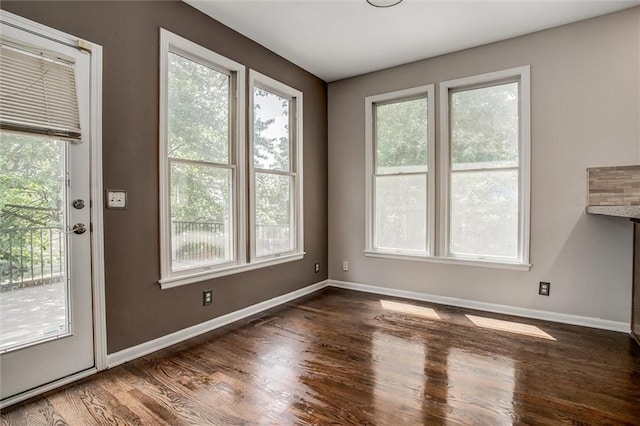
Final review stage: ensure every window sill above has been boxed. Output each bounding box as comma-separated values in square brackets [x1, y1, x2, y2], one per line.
[159, 252, 306, 289]
[363, 250, 531, 271]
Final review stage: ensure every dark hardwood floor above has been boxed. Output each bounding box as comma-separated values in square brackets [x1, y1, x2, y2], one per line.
[2, 287, 640, 425]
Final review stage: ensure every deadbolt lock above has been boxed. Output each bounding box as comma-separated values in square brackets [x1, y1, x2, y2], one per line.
[72, 199, 85, 209]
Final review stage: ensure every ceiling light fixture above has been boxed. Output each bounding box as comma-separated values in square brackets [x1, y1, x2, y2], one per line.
[367, 0, 403, 8]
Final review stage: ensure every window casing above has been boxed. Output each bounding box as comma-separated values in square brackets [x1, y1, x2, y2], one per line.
[159, 29, 246, 287]
[365, 85, 436, 256]
[440, 67, 530, 268]
[249, 70, 304, 262]
[365, 66, 530, 270]
[159, 31, 305, 289]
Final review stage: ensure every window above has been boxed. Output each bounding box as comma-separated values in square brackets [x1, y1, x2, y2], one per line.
[440, 67, 530, 267]
[159, 30, 246, 286]
[365, 85, 435, 256]
[159, 31, 305, 288]
[365, 66, 530, 270]
[249, 70, 304, 260]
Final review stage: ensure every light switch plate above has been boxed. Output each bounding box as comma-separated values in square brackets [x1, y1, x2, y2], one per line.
[106, 190, 127, 209]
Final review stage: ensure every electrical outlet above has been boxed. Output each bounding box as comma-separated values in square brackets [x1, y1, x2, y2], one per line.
[539, 282, 550, 296]
[106, 190, 127, 209]
[314, 262, 320, 273]
[203, 290, 213, 306]
[343, 261, 349, 271]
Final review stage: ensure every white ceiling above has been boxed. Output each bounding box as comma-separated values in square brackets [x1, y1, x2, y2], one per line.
[185, 0, 639, 82]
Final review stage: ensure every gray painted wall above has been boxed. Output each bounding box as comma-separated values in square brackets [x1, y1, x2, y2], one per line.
[1, 1, 637, 356]
[1, 1, 328, 353]
[328, 8, 640, 323]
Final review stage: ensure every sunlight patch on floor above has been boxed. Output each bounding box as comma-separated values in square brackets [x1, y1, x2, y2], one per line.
[465, 314, 556, 340]
[380, 300, 441, 320]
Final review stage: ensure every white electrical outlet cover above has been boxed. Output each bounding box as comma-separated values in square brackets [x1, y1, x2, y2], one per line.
[106, 190, 127, 209]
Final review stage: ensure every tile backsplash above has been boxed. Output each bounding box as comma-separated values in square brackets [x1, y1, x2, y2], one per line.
[587, 165, 640, 206]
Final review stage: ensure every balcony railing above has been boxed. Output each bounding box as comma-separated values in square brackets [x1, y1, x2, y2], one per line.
[1, 222, 291, 287]
[255, 224, 291, 255]
[172, 221, 290, 264]
[0, 227, 64, 288]
[172, 221, 227, 263]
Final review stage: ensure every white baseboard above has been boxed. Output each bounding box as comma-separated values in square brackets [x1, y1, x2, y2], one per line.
[107, 280, 330, 368]
[328, 279, 629, 333]
[107, 277, 628, 370]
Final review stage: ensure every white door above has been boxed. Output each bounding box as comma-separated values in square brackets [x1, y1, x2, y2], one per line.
[0, 21, 94, 401]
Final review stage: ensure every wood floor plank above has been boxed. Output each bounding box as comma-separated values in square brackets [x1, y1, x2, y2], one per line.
[0, 397, 66, 426]
[97, 372, 171, 426]
[43, 384, 99, 426]
[2, 288, 639, 425]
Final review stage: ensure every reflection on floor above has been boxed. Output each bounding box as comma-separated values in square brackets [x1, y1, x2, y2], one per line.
[2, 287, 639, 424]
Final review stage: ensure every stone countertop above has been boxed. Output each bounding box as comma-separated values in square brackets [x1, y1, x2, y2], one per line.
[586, 205, 640, 220]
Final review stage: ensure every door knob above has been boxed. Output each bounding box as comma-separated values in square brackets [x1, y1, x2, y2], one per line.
[71, 223, 86, 235]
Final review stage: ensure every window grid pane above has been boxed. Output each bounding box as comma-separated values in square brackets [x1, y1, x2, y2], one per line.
[375, 97, 428, 175]
[449, 170, 518, 259]
[168, 51, 230, 165]
[255, 171, 294, 257]
[253, 87, 291, 172]
[450, 82, 519, 171]
[375, 173, 427, 253]
[170, 161, 234, 271]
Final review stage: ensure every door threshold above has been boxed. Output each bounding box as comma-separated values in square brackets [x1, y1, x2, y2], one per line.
[0, 367, 97, 409]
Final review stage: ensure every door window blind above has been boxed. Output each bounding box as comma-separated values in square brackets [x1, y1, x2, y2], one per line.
[0, 43, 81, 141]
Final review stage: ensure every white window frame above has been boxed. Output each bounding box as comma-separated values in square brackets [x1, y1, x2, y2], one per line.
[439, 66, 531, 270]
[249, 70, 304, 263]
[364, 66, 530, 271]
[364, 85, 436, 257]
[159, 29, 247, 288]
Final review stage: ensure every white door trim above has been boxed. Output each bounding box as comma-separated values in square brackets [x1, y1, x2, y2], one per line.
[89, 43, 107, 372]
[0, 10, 106, 408]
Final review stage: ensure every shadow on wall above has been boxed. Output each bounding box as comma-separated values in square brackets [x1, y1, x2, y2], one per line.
[545, 212, 632, 321]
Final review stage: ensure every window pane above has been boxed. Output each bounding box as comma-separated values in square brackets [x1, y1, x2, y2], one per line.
[376, 97, 428, 174]
[450, 170, 518, 258]
[375, 174, 427, 252]
[0, 132, 69, 351]
[254, 88, 290, 171]
[168, 52, 230, 164]
[451, 82, 518, 170]
[255, 172, 293, 257]
[170, 162, 233, 270]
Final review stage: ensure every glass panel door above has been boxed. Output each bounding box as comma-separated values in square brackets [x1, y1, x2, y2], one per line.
[0, 133, 69, 352]
[0, 18, 95, 403]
